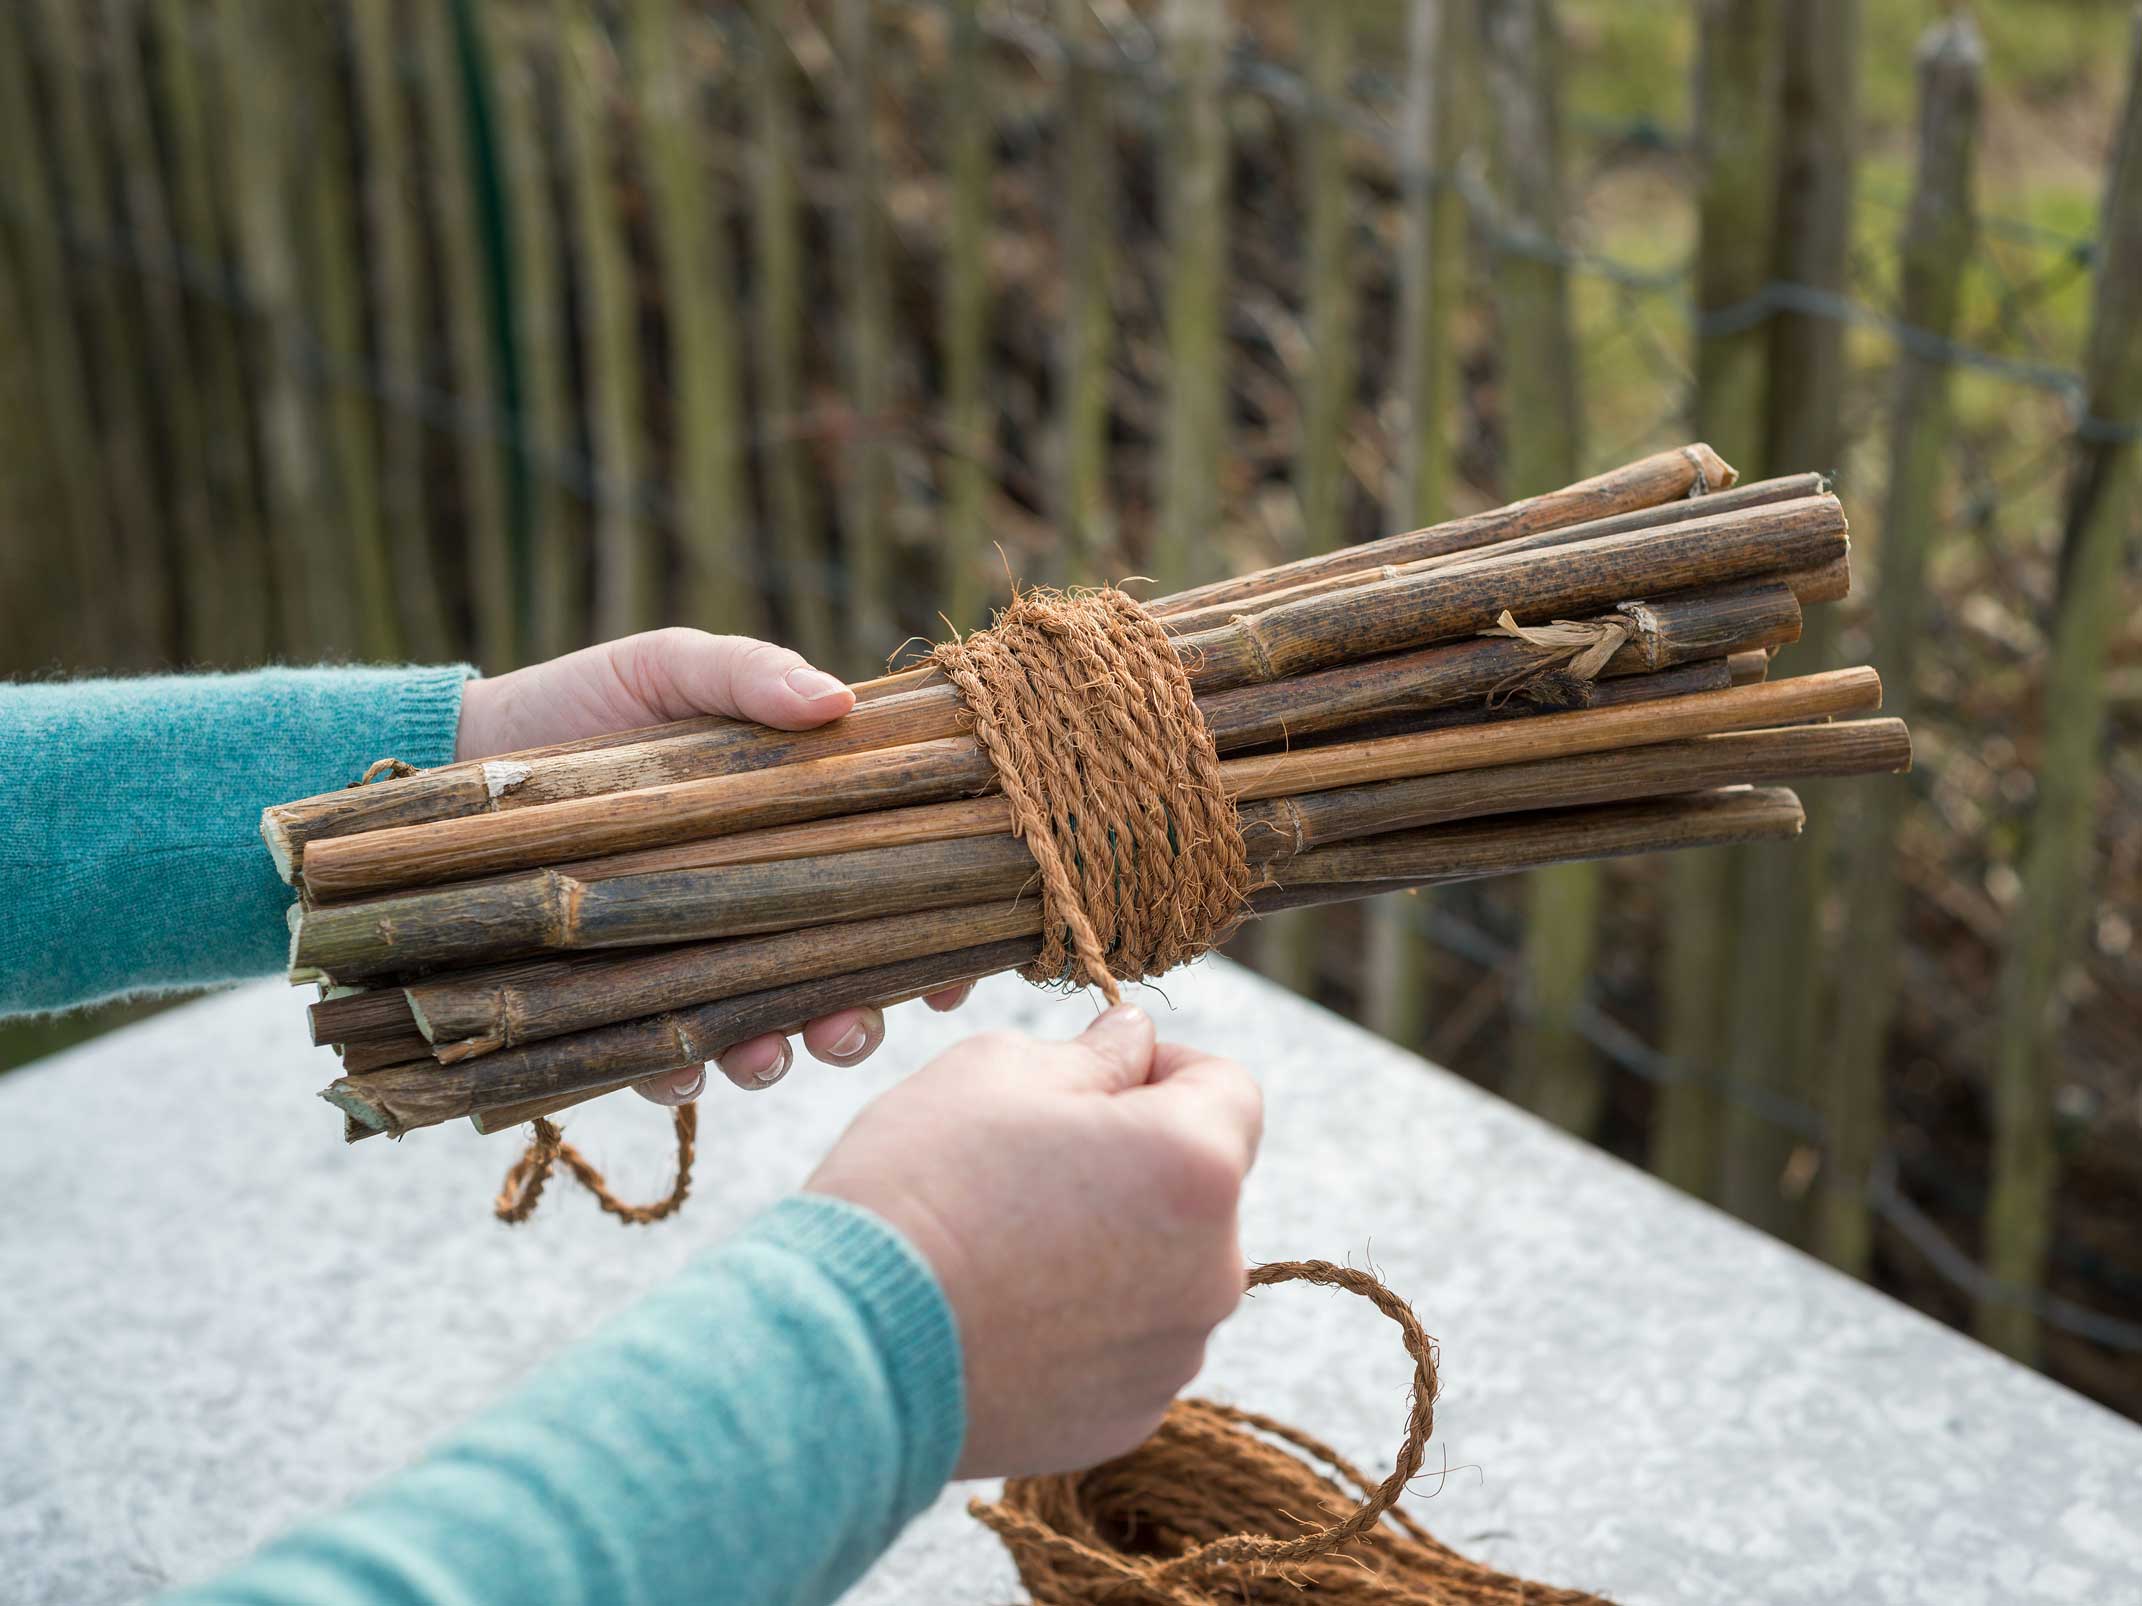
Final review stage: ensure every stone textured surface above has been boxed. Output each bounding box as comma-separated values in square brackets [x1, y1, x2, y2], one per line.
[3, 963, 2138, 1604]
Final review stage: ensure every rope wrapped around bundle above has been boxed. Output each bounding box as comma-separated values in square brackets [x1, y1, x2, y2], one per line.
[928, 586, 1256, 1002]
[971, 1260, 1615, 1605]
[497, 586, 1255, 1217]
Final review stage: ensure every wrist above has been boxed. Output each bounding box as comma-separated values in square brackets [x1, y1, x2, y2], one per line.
[452, 674, 506, 761]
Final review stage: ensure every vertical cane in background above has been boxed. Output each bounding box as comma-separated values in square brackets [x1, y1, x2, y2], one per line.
[1984, 10, 2142, 1366]
[1660, 0, 1782, 1202]
[833, 0, 896, 668]
[1364, 0, 1470, 1049]
[634, 0, 760, 643]
[1479, 0, 1600, 1137]
[1155, 0, 1231, 597]
[1052, 0, 1116, 583]
[1261, 0, 1360, 1000]
[1823, 16, 1978, 1279]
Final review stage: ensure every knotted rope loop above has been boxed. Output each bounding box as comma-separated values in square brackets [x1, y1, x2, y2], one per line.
[929, 588, 1253, 1002]
[496, 1102, 697, 1226]
[969, 1261, 1613, 1604]
[1478, 608, 1634, 707]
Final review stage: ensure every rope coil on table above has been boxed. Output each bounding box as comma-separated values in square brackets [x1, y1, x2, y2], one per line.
[971, 1260, 1615, 1605]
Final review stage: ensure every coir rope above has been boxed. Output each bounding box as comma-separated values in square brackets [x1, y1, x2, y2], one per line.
[494, 1102, 696, 1225]
[971, 1260, 1615, 1605]
[928, 586, 1254, 1003]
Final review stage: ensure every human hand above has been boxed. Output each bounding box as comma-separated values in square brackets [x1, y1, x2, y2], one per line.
[453, 629, 973, 1104]
[804, 1005, 1262, 1478]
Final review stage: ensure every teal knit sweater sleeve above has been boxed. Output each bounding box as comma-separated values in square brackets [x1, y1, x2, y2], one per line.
[163, 1195, 966, 1606]
[0, 667, 473, 1012]
[4, 670, 968, 1604]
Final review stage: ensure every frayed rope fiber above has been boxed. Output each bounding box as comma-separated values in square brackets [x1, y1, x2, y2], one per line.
[497, 585, 1252, 1220]
[928, 586, 1255, 1004]
[971, 1260, 1616, 1605]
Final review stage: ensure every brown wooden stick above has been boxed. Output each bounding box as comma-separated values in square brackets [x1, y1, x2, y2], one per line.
[289, 670, 1880, 979]
[1146, 442, 1736, 617]
[261, 684, 966, 882]
[1169, 494, 1845, 691]
[1788, 553, 1851, 605]
[412, 901, 1047, 1058]
[336, 1031, 436, 1074]
[1728, 649, 1772, 685]
[310, 985, 421, 1046]
[294, 503, 1849, 904]
[1194, 577, 1799, 749]
[1290, 656, 1737, 748]
[400, 720, 1908, 1055]
[1157, 471, 1823, 634]
[330, 783, 1805, 1138]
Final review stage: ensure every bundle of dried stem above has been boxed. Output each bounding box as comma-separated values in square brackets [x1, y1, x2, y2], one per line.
[262, 449, 1907, 1162]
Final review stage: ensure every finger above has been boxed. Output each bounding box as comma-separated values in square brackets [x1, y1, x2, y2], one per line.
[804, 1007, 884, 1066]
[634, 1064, 707, 1106]
[1067, 1003, 1158, 1093]
[923, 981, 975, 1013]
[1136, 1044, 1264, 1167]
[716, 1033, 793, 1092]
[625, 629, 854, 730]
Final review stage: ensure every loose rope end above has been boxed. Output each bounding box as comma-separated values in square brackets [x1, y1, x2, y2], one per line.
[495, 1103, 698, 1226]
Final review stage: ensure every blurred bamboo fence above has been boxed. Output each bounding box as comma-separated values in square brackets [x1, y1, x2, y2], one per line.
[1, 0, 2139, 1410]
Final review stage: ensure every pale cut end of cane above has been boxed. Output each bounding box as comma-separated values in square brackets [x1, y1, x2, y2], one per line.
[322, 1081, 391, 1134]
[404, 989, 437, 1044]
[1686, 442, 1738, 494]
[286, 906, 317, 985]
[262, 809, 297, 883]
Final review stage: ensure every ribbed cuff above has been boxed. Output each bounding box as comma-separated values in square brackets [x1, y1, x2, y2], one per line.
[752, 1195, 967, 1513]
[383, 664, 479, 771]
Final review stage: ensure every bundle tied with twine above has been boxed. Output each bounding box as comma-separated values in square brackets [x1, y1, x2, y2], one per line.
[291, 449, 1898, 1219]
[493, 585, 1256, 1218]
[972, 1259, 1615, 1605]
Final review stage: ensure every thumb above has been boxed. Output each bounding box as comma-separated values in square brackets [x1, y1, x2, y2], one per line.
[1067, 1004, 1157, 1093]
[638, 631, 856, 730]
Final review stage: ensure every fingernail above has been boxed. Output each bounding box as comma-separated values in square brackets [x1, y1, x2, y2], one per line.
[754, 1041, 793, 1087]
[785, 666, 847, 700]
[1099, 1004, 1147, 1027]
[672, 1067, 706, 1101]
[829, 1024, 869, 1059]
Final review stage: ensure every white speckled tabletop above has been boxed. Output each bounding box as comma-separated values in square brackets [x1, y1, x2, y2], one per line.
[3, 963, 2138, 1604]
